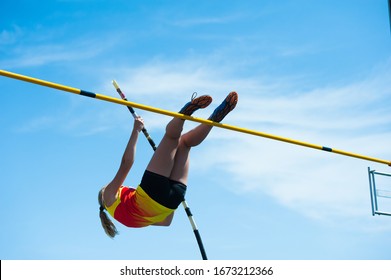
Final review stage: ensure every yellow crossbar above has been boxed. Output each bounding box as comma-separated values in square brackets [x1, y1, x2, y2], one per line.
[1, 69, 390, 167]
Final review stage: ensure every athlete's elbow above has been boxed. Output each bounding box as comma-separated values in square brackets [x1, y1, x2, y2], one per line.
[121, 157, 134, 168]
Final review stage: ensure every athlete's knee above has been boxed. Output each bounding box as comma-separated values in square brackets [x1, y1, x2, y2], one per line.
[165, 121, 183, 139]
[178, 135, 193, 148]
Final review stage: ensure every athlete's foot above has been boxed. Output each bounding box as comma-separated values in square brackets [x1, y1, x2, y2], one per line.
[208, 91, 238, 122]
[179, 92, 212, 116]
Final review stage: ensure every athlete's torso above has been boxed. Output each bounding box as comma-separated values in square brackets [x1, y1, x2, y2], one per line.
[105, 186, 174, 227]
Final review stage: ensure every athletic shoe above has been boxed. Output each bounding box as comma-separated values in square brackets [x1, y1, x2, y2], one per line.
[208, 91, 238, 122]
[179, 92, 212, 116]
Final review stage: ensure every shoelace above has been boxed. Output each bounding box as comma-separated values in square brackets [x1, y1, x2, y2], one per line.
[191, 92, 197, 101]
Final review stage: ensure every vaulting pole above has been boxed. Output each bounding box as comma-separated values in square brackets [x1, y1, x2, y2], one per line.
[1, 69, 390, 167]
[112, 80, 157, 150]
[388, 0, 391, 34]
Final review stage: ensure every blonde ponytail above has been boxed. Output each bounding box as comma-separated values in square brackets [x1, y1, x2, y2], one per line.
[98, 188, 118, 238]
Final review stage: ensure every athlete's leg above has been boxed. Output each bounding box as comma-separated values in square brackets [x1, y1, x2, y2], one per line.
[146, 95, 212, 177]
[146, 117, 185, 177]
[169, 123, 213, 184]
[169, 91, 239, 183]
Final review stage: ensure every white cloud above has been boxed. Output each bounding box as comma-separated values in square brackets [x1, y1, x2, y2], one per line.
[0, 25, 23, 45]
[2, 42, 111, 68]
[15, 115, 57, 133]
[0, 25, 119, 68]
[170, 15, 240, 28]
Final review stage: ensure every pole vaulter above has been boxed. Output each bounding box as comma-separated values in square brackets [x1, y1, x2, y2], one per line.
[1, 69, 390, 167]
[112, 80, 208, 260]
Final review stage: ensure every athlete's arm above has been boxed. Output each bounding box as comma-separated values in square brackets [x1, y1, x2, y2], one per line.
[103, 117, 144, 207]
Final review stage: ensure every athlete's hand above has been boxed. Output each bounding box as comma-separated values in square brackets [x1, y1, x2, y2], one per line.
[134, 116, 144, 132]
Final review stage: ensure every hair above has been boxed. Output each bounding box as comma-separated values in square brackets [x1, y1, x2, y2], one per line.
[98, 188, 118, 238]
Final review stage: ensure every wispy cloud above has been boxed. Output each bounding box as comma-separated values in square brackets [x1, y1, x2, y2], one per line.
[102, 58, 245, 109]
[0, 25, 23, 45]
[0, 25, 119, 68]
[2, 41, 113, 68]
[14, 100, 126, 137]
[15, 115, 57, 133]
[170, 15, 240, 28]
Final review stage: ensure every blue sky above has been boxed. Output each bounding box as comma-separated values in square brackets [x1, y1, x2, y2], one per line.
[1, 0, 391, 260]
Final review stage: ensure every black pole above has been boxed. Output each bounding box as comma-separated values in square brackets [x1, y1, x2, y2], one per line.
[388, 0, 391, 34]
